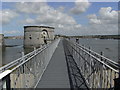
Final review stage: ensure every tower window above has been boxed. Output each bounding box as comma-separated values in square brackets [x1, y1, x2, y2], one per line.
[29, 35, 32, 39]
[29, 37, 32, 39]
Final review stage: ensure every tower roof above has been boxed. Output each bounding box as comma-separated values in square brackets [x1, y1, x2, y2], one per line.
[24, 26, 55, 29]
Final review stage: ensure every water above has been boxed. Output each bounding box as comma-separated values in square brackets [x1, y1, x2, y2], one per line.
[1, 38, 119, 66]
[2, 39, 24, 65]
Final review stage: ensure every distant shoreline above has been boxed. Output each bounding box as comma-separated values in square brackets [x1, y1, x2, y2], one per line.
[60, 35, 120, 40]
[4, 36, 24, 39]
[4, 35, 120, 40]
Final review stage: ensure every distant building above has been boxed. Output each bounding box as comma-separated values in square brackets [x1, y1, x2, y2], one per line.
[0, 34, 4, 46]
[24, 26, 55, 48]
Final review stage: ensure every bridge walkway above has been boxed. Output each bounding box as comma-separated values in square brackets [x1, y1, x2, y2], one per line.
[36, 39, 70, 88]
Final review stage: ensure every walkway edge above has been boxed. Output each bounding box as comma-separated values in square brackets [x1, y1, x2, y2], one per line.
[34, 38, 61, 88]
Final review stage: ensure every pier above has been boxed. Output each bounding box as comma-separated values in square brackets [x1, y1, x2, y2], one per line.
[0, 38, 119, 89]
[36, 40, 70, 88]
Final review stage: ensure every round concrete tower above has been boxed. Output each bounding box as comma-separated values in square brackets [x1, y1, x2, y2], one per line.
[24, 26, 54, 48]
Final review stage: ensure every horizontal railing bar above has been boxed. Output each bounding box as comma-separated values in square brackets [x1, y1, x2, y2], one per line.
[64, 39, 119, 88]
[67, 40, 119, 73]
[0, 38, 60, 89]
[0, 39, 58, 73]
[76, 44, 118, 72]
[11, 53, 38, 73]
[69, 45, 94, 69]
[75, 42, 118, 65]
[70, 40, 119, 67]
[71, 44, 118, 73]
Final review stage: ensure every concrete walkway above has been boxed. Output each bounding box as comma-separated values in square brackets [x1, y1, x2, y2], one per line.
[36, 40, 70, 88]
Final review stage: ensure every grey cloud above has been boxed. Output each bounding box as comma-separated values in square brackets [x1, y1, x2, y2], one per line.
[70, 0, 90, 15]
[2, 2, 118, 36]
[87, 7, 118, 25]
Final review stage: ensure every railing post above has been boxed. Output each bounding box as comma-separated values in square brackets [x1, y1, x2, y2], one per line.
[21, 51, 25, 88]
[22, 52, 25, 61]
[83, 45, 85, 76]
[78, 47, 81, 68]
[34, 47, 37, 80]
[22, 50, 25, 88]
[114, 77, 120, 89]
[100, 52, 103, 88]
[114, 42, 120, 89]
[114, 59, 120, 89]
[89, 47, 92, 88]
[22, 52, 28, 88]
[100, 52, 103, 61]
[5, 74, 11, 90]
[34, 47, 37, 55]
[1, 73, 11, 89]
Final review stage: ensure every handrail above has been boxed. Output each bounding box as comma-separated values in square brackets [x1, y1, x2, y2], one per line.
[0, 45, 43, 72]
[78, 44, 118, 65]
[71, 42, 119, 73]
[64, 39, 119, 88]
[69, 40, 119, 69]
[0, 38, 60, 89]
[0, 38, 60, 75]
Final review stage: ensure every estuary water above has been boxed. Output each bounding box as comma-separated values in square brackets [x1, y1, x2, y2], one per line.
[2, 39, 24, 65]
[1, 38, 119, 66]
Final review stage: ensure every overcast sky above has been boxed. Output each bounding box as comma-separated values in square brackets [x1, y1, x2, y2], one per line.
[0, 0, 119, 36]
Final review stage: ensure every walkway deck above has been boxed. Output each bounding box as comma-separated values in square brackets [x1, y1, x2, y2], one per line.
[36, 39, 70, 88]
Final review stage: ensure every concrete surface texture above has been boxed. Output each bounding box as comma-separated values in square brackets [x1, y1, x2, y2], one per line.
[36, 40, 70, 88]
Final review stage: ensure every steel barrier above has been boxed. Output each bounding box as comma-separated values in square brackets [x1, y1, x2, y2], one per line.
[0, 38, 60, 89]
[64, 39, 119, 88]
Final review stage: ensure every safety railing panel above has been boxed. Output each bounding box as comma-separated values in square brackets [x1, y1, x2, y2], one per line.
[0, 38, 60, 89]
[64, 39, 119, 88]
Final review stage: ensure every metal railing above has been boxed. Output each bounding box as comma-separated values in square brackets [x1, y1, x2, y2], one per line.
[64, 39, 119, 88]
[0, 38, 60, 89]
